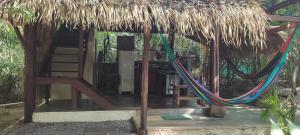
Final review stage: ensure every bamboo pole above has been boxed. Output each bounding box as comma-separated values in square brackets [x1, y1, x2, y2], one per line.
[140, 25, 151, 135]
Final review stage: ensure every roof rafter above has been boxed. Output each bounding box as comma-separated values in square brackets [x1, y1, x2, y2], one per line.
[268, 23, 297, 33]
[269, 15, 300, 23]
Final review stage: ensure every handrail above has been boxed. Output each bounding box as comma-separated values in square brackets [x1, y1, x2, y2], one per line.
[35, 77, 114, 109]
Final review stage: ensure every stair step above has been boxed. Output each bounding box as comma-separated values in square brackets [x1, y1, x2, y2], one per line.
[54, 53, 79, 56]
[52, 55, 79, 63]
[51, 63, 79, 71]
[51, 70, 79, 73]
[55, 43, 79, 48]
[55, 47, 80, 55]
[54, 38, 79, 42]
[51, 72, 78, 77]
[51, 61, 79, 64]
[54, 42, 79, 46]
[55, 33, 79, 38]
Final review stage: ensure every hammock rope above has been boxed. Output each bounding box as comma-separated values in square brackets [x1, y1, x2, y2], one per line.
[225, 31, 293, 79]
[160, 26, 300, 106]
[225, 53, 280, 79]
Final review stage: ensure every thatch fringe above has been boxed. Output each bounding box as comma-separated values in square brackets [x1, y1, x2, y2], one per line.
[1, 0, 268, 48]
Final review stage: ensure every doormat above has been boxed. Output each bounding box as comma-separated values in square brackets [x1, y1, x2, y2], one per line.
[161, 115, 192, 120]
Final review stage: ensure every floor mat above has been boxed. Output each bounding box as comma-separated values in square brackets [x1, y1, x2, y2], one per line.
[161, 115, 192, 120]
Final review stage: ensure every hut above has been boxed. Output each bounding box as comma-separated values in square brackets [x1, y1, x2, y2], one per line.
[0, 0, 297, 134]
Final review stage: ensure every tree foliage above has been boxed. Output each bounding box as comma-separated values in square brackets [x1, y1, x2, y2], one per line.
[0, 17, 24, 104]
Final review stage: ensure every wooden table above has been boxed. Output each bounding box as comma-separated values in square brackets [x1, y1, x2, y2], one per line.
[174, 83, 199, 107]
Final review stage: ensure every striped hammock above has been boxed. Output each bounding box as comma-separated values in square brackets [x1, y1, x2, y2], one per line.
[160, 26, 300, 106]
[225, 35, 291, 79]
[225, 52, 281, 79]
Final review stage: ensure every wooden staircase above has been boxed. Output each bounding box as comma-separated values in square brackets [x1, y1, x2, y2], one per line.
[40, 29, 114, 110]
[51, 31, 80, 77]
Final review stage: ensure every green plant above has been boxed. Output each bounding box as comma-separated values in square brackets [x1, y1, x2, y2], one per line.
[0, 3, 35, 23]
[258, 89, 297, 134]
[0, 22, 24, 104]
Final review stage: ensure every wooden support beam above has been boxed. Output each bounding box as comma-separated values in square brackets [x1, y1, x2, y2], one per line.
[35, 77, 77, 84]
[78, 27, 84, 79]
[168, 23, 176, 50]
[23, 24, 36, 123]
[77, 27, 84, 107]
[269, 23, 298, 33]
[209, 24, 226, 117]
[35, 77, 114, 109]
[267, 0, 300, 13]
[140, 25, 151, 135]
[44, 85, 50, 105]
[71, 86, 80, 110]
[269, 15, 300, 23]
[168, 32, 175, 51]
[72, 80, 114, 109]
[210, 29, 220, 96]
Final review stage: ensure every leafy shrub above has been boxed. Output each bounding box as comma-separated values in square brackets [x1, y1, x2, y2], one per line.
[0, 23, 24, 104]
[258, 89, 297, 134]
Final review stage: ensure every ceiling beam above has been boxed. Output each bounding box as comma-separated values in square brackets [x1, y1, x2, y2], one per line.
[268, 15, 300, 23]
[267, 0, 300, 13]
[268, 23, 297, 33]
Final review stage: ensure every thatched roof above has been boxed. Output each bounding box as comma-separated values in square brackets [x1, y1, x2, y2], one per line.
[1, 0, 268, 48]
[220, 31, 284, 58]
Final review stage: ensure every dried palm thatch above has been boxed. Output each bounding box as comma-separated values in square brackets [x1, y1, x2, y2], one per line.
[1, 0, 268, 49]
[220, 31, 284, 58]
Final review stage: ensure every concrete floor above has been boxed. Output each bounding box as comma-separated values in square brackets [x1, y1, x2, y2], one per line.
[2, 106, 274, 135]
[134, 106, 270, 135]
[5, 88, 300, 135]
[36, 94, 201, 112]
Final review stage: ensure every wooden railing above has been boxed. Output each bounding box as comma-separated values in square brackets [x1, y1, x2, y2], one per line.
[35, 77, 115, 110]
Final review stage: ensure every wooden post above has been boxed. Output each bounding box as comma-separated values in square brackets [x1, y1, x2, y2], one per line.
[75, 26, 84, 106]
[140, 26, 151, 135]
[23, 24, 36, 123]
[71, 86, 80, 110]
[209, 24, 226, 117]
[45, 85, 50, 105]
[168, 31, 175, 51]
[78, 27, 84, 79]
